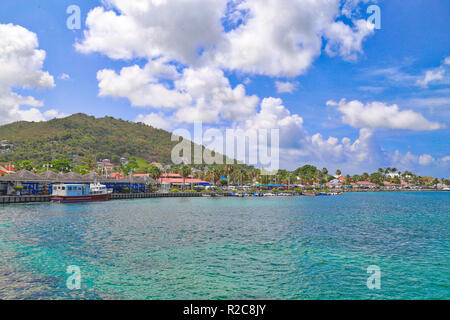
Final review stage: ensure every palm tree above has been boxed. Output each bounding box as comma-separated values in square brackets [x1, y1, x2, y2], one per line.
[336, 169, 342, 176]
[180, 165, 191, 190]
[147, 165, 162, 181]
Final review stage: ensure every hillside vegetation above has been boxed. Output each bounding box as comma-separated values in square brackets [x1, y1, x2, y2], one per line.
[0, 113, 219, 165]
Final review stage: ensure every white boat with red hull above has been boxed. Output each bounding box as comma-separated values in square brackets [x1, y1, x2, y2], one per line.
[51, 183, 111, 203]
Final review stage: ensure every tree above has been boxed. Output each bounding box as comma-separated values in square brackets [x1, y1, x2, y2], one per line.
[52, 158, 72, 173]
[147, 165, 162, 180]
[344, 174, 351, 185]
[369, 172, 383, 185]
[295, 165, 319, 185]
[15, 160, 33, 171]
[393, 176, 401, 185]
[336, 169, 342, 176]
[181, 165, 192, 190]
[122, 162, 137, 176]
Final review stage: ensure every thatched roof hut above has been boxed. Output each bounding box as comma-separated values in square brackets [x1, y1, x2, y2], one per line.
[38, 170, 61, 181]
[60, 172, 84, 182]
[0, 170, 40, 182]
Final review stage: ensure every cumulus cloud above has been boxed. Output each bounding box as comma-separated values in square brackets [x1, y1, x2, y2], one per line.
[75, 1, 226, 64]
[98, 63, 259, 124]
[244, 97, 306, 148]
[136, 112, 174, 131]
[77, 0, 375, 79]
[275, 81, 298, 94]
[97, 61, 191, 109]
[390, 151, 450, 170]
[328, 99, 443, 130]
[43, 109, 66, 119]
[324, 19, 374, 61]
[215, 0, 374, 76]
[0, 23, 58, 125]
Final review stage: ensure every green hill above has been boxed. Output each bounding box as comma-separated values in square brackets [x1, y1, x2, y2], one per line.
[0, 113, 224, 166]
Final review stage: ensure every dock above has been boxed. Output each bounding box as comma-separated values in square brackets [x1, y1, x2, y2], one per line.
[0, 192, 205, 204]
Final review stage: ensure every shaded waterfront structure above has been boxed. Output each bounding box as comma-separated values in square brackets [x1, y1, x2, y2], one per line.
[0, 170, 157, 195]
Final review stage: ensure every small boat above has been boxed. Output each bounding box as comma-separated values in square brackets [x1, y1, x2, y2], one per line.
[302, 192, 317, 196]
[51, 183, 111, 203]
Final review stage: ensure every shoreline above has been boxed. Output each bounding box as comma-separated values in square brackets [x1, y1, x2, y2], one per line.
[0, 189, 447, 205]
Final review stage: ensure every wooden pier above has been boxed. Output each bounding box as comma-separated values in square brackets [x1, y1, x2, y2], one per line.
[110, 192, 203, 200]
[0, 195, 50, 204]
[0, 192, 205, 204]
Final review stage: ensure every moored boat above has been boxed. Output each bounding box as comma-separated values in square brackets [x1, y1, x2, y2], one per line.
[51, 183, 111, 203]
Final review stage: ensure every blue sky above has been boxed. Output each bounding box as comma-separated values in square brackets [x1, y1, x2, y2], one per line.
[0, 0, 449, 176]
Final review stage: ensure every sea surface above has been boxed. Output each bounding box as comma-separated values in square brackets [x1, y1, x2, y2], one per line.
[0, 192, 448, 300]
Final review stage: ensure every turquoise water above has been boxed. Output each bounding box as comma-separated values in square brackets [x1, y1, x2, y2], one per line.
[0, 192, 448, 300]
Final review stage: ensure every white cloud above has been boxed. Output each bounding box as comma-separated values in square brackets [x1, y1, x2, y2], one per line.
[98, 62, 259, 124]
[244, 97, 306, 148]
[444, 57, 450, 66]
[216, 0, 374, 76]
[58, 73, 71, 80]
[44, 109, 66, 119]
[416, 57, 450, 88]
[324, 19, 374, 61]
[275, 81, 298, 94]
[416, 68, 445, 88]
[174, 67, 259, 123]
[390, 151, 449, 170]
[328, 99, 444, 130]
[418, 154, 435, 166]
[77, 0, 375, 78]
[97, 62, 191, 109]
[136, 112, 174, 131]
[75, 2, 226, 64]
[0, 23, 57, 125]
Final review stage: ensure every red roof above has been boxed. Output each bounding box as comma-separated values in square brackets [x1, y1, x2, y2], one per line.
[383, 181, 400, 186]
[357, 181, 376, 185]
[158, 177, 208, 185]
[160, 173, 182, 178]
[3, 165, 15, 171]
[0, 169, 8, 174]
[338, 177, 347, 181]
[133, 174, 149, 177]
[110, 172, 124, 178]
